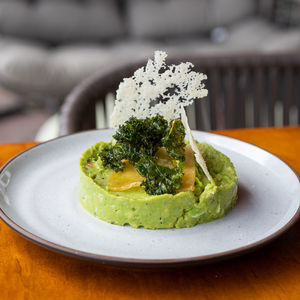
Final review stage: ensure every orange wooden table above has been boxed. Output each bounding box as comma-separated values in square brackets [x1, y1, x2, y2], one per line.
[0, 127, 299, 300]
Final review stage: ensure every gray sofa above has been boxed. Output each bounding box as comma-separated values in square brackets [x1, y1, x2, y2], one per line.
[0, 0, 300, 104]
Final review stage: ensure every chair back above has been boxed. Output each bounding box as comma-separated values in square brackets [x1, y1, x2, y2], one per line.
[60, 53, 300, 135]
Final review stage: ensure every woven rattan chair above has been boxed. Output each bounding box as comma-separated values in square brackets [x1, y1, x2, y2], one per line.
[59, 53, 300, 135]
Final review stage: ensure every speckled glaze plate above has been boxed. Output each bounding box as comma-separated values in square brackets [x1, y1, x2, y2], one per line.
[0, 130, 299, 268]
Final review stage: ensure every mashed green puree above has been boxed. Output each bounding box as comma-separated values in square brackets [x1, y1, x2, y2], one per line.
[79, 142, 238, 229]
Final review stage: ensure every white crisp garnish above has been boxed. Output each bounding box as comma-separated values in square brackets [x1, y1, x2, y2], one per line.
[111, 51, 208, 127]
[180, 106, 214, 184]
[110, 50, 214, 184]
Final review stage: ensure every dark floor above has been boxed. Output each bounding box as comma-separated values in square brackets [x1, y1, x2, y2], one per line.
[0, 87, 51, 143]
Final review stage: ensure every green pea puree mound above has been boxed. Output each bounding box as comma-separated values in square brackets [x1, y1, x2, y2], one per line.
[79, 142, 238, 229]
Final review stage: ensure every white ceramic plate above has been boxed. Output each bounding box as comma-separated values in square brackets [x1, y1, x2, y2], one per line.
[0, 130, 299, 268]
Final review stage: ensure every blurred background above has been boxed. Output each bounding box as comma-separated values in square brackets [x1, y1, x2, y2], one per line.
[0, 0, 299, 143]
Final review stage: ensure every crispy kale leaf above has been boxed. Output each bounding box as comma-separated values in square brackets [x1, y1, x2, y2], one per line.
[100, 142, 140, 172]
[135, 154, 184, 195]
[100, 115, 186, 195]
[162, 119, 185, 161]
[113, 115, 169, 156]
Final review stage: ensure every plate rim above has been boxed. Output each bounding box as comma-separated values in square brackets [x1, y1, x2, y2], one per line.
[0, 129, 299, 268]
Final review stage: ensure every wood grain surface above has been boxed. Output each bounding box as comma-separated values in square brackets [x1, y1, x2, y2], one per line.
[0, 127, 299, 300]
